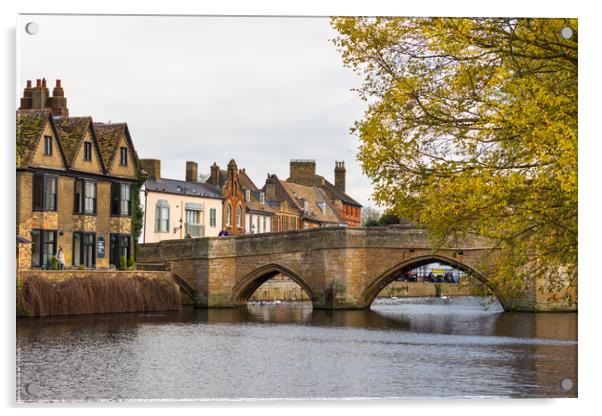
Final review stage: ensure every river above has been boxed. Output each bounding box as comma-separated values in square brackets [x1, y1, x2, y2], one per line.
[16, 296, 577, 402]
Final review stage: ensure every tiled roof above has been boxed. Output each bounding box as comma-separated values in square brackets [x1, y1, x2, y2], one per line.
[238, 170, 259, 192]
[93, 122, 127, 168]
[16, 110, 51, 168]
[53, 117, 96, 168]
[315, 175, 362, 207]
[246, 190, 276, 214]
[280, 181, 343, 224]
[146, 177, 223, 199]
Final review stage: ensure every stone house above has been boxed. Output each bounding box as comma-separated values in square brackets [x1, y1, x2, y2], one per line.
[16, 79, 141, 270]
[287, 159, 362, 227]
[138, 160, 224, 242]
[205, 159, 247, 235]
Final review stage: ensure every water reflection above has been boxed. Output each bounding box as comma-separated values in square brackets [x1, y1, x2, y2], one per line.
[17, 297, 577, 402]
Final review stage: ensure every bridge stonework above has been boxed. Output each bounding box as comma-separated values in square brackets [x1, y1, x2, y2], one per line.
[137, 226, 576, 312]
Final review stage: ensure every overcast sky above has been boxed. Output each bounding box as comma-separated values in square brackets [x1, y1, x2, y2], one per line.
[18, 14, 376, 207]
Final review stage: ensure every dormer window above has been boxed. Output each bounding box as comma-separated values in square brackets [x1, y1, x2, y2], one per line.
[303, 199, 309, 211]
[83, 142, 92, 161]
[43, 136, 52, 156]
[259, 192, 265, 204]
[317, 201, 327, 214]
[119, 147, 128, 166]
[245, 189, 251, 202]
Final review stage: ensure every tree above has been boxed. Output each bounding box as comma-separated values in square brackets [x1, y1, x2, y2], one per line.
[331, 17, 577, 297]
[361, 205, 381, 226]
[131, 170, 147, 257]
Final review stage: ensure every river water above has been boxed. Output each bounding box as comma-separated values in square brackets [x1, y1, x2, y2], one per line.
[16, 297, 577, 402]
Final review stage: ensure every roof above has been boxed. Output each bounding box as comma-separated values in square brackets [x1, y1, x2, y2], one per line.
[146, 177, 223, 199]
[280, 182, 343, 224]
[238, 170, 259, 192]
[93, 122, 141, 172]
[315, 175, 363, 207]
[16, 110, 56, 168]
[245, 190, 276, 214]
[54, 117, 106, 171]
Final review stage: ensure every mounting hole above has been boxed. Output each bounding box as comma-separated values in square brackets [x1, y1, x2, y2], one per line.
[25, 22, 39, 35]
[25, 381, 40, 395]
[560, 27, 573, 40]
[560, 378, 574, 391]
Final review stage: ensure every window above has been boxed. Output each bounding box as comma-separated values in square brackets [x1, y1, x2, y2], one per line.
[226, 203, 232, 226]
[263, 216, 267, 233]
[83, 142, 92, 161]
[109, 234, 131, 269]
[74, 179, 96, 214]
[43, 136, 52, 155]
[31, 229, 56, 269]
[236, 205, 242, 227]
[119, 147, 128, 166]
[209, 208, 217, 227]
[73, 232, 96, 268]
[111, 183, 131, 216]
[32, 174, 57, 211]
[185, 209, 204, 237]
[155, 200, 170, 233]
[317, 202, 327, 214]
[244, 189, 251, 202]
[259, 192, 265, 204]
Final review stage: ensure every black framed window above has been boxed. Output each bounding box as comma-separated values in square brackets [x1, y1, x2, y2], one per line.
[109, 233, 131, 269]
[119, 147, 128, 166]
[43, 136, 52, 155]
[73, 232, 96, 268]
[33, 174, 57, 211]
[83, 142, 92, 161]
[111, 183, 131, 216]
[31, 229, 57, 269]
[74, 179, 96, 214]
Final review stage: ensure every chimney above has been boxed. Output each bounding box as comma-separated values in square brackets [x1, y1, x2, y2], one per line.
[186, 161, 198, 182]
[140, 159, 161, 180]
[49, 79, 68, 117]
[19, 80, 33, 110]
[31, 78, 49, 109]
[289, 159, 316, 187]
[210, 162, 220, 185]
[265, 174, 277, 200]
[334, 161, 346, 192]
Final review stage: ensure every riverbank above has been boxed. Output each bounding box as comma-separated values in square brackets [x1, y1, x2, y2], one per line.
[17, 270, 181, 317]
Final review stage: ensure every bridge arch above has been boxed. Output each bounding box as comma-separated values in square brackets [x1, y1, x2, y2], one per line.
[171, 273, 195, 299]
[360, 254, 508, 309]
[231, 263, 314, 306]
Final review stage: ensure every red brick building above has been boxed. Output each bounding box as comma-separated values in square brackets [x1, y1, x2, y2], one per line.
[206, 159, 246, 235]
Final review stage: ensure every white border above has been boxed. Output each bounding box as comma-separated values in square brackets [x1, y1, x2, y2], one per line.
[2, 1, 599, 415]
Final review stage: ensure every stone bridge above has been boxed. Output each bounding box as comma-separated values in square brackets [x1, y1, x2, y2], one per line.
[137, 226, 575, 312]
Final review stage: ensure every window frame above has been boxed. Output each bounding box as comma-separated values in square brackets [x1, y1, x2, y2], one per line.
[74, 178, 97, 215]
[209, 208, 217, 227]
[236, 205, 242, 228]
[43, 135, 52, 156]
[119, 147, 128, 166]
[226, 203, 232, 226]
[111, 182, 132, 217]
[32, 173, 58, 212]
[155, 201, 170, 233]
[83, 142, 92, 161]
[31, 229, 57, 269]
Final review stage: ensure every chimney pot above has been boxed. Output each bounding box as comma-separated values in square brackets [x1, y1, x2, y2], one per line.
[56, 79, 61, 88]
[42, 78, 47, 88]
[186, 161, 198, 183]
[36, 79, 41, 87]
[26, 80, 32, 88]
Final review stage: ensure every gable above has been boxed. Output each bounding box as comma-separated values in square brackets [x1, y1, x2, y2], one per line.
[109, 135, 137, 178]
[70, 128, 104, 174]
[28, 120, 66, 170]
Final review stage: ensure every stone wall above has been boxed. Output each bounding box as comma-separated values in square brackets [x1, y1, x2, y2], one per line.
[17, 270, 180, 317]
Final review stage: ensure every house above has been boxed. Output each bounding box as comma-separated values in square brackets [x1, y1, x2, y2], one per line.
[237, 169, 275, 234]
[205, 159, 247, 235]
[263, 173, 345, 230]
[139, 160, 224, 242]
[16, 79, 141, 270]
[287, 159, 362, 227]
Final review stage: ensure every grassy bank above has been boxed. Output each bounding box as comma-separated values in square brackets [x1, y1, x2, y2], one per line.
[17, 271, 181, 317]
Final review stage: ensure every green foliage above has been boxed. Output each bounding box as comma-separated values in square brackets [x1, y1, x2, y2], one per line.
[51, 256, 59, 270]
[128, 255, 136, 269]
[77, 264, 86, 270]
[131, 170, 147, 256]
[332, 17, 577, 296]
[120, 255, 128, 271]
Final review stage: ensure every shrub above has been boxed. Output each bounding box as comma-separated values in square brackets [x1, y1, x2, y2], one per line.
[51, 256, 59, 270]
[128, 255, 135, 269]
[77, 264, 86, 270]
[120, 256, 127, 271]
